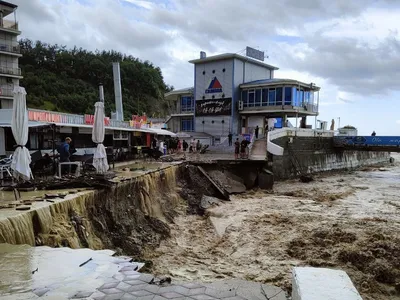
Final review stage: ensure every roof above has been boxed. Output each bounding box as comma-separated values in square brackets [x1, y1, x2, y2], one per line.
[0, 121, 50, 128]
[165, 87, 193, 97]
[148, 128, 176, 137]
[189, 53, 279, 70]
[0, 1, 17, 9]
[240, 78, 320, 90]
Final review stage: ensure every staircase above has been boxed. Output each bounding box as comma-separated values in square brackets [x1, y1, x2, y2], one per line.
[250, 138, 267, 160]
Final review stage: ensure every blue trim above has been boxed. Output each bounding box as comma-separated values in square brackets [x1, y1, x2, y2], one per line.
[231, 59, 235, 133]
[193, 64, 196, 132]
[334, 136, 400, 147]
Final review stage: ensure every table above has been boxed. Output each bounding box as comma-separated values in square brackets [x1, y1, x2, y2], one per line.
[58, 162, 81, 177]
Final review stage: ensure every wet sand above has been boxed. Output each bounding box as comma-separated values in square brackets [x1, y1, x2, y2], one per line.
[146, 154, 400, 300]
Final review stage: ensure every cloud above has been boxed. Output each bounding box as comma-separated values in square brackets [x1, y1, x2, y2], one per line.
[396, 120, 400, 125]
[7, 0, 400, 96]
[123, 0, 156, 10]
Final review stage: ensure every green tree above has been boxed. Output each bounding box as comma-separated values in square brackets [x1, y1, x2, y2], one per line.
[19, 39, 171, 119]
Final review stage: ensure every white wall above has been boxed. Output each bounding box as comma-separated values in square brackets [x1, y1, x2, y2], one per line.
[195, 116, 231, 137]
[244, 62, 272, 82]
[195, 59, 233, 100]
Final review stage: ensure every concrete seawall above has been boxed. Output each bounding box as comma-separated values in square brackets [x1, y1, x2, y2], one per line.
[0, 164, 185, 257]
[272, 136, 390, 179]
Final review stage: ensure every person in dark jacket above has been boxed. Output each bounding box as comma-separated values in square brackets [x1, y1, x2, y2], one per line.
[234, 138, 240, 159]
[60, 137, 72, 162]
[183, 140, 188, 152]
[228, 132, 233, 146]
[152, 137, 158, 149]
[255, 126, 259, 139]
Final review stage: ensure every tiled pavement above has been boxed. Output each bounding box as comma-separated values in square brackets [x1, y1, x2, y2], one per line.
[0, 245, 286, 300]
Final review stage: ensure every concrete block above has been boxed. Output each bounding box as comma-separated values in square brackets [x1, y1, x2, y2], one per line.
[258, 171, 274, 190]
[292, 267, 362, 300]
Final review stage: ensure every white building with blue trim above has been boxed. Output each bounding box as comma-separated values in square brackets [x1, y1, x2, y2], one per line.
[165, 52, 320, 137]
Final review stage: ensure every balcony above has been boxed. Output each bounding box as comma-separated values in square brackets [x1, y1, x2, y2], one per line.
[0, 20, 20, 34]
[0, 86, 13, 97]
[0, 43, 20, 55]
[0, 66, 21, 77]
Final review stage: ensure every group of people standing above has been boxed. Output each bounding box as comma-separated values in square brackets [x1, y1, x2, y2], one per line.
[234, 138, 250, 159]
[152, 137, 202, 154]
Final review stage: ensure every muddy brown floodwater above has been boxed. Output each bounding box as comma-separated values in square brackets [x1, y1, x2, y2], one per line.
[145, 153, 400, 300]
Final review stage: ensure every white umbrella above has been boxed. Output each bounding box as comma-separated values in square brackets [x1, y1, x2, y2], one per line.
[92, 102, 109, 173]
[11, 86, 32, 181]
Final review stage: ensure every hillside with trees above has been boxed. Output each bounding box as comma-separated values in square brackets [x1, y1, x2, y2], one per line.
[19, 39, 173, 118]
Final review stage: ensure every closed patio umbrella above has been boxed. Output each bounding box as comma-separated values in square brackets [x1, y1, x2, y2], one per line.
[11, 86, 32, 180]
[92, 101, 109, 173]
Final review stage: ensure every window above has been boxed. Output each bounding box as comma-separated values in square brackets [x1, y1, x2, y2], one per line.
[255, 89, 261, 106]
[310, 91, 314, 105]
[292, 87, 297, 106]
[241, 90, 248, 107]
[304, 91, 310, 104]
[181, 118, 194, 131]
[268, 88, 276, 105]
[299, 90, 304, 106]
[276, 87, 283, 105]
[284, 87, 292, 105]
[181, 96, 194, 113]
[248, 90, 255, 107]
[262, 88, 268, 106]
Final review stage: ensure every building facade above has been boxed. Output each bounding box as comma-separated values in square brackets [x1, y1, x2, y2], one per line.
[166, 52, 320, 137]
[165, 87, 194, 133]
[0, 0, 21, 109]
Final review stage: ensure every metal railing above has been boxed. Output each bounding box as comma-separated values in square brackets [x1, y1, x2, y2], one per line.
[0, 20, 19, 31]
[27, 108, 133, 129]
[0, 66, 21, 76]
[28, 108, 86, 124]
[0, 43, 20, 54]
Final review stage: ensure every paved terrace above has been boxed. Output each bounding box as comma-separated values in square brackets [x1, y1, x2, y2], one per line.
[0, 244, 286, 300]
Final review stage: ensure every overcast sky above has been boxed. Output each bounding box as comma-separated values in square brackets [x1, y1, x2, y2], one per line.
[9, 0, 400, 135]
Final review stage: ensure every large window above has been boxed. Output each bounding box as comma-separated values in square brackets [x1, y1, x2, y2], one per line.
[276, 87, 283, 105]
[248, 90, 255, 107]
[292, 87, 297, 106]
[304, 91, 310, 104]
[299, 90, 304, 106]
[262, 89, 268, 106]
[284, 87, 292, 105]
[181, 96, 194, 113]
[268, 88, 276, 105]
[255, 89, 261, 106]
[181, 118, 194, 131]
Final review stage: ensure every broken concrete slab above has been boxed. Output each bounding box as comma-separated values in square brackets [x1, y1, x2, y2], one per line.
[197, 166, 230, 200]
[208, 215, 234, 237]
[207, 170, 247, 194]
[200, 195, 222, 210]
[204, 279, 286, 300]
[292, 267, 362, 300]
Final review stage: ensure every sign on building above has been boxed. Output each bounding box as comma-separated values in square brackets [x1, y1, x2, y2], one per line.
[205, 77, 223, 94]
[246, 46, 264, 61]
[195, 98, 232, 116]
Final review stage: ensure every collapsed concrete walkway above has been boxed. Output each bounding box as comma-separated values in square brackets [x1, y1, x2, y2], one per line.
[0, 244, 286, 300]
